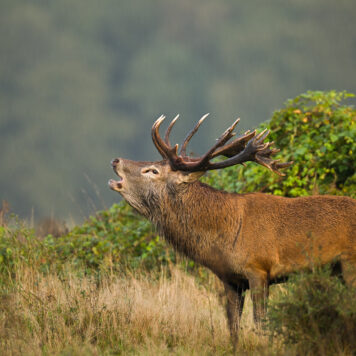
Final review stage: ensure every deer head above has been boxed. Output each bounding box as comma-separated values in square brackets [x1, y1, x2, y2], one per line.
[109, 115, 292, 216]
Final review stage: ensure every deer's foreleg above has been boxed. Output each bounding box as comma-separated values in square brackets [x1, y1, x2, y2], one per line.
[224, 281, 247, 350]
[247, 270, 269, 325]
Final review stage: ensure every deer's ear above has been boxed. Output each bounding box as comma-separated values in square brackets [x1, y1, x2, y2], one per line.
[176, 171, 205, 184]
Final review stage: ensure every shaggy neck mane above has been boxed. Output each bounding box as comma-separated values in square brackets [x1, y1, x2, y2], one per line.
[150, 181, 239, 262]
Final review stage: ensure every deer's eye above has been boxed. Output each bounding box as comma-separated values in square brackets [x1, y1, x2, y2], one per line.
[142, 167, 159, 175]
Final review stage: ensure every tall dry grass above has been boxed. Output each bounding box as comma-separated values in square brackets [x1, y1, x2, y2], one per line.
[0, 264, 268, 355]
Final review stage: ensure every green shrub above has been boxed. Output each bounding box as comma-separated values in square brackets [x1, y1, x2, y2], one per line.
[0, 221, 43, 274]
[52, 202, 206, 278]
[52, 202, 173, 271]
[204, 90, 356, 198]
[0, 204, 172, 277]
[268, 266, 356, 355]
[0, 203, 201, 277]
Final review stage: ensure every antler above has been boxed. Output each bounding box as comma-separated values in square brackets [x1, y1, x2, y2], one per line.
[151, 115, 293, 176]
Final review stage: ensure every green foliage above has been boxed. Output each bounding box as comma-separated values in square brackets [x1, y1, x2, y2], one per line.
[0, 221, 43, 274]
[204, 90, 356, 198]
[268, 266, 356, 355]
[53, 202, 172, 271]
[0, 203, 174, 277]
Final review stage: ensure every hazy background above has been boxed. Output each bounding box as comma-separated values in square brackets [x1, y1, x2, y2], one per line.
[1, 0, 356, 223]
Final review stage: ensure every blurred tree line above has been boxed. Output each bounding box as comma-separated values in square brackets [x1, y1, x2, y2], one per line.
[0, 0, 355, 221]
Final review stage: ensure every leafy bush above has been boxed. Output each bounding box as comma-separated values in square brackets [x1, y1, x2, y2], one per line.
[0, 204, 169, 276]
[204, 90, 356, 198]
[52, 202, 173, 271]
[268, 266, 356, 355]
[0, 222, 41, 273]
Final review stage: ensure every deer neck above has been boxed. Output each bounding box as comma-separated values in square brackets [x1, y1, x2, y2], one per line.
[152, 181, 241, 264]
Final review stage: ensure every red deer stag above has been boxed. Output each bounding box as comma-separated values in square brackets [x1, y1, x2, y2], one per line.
[109, 115, 356, 348]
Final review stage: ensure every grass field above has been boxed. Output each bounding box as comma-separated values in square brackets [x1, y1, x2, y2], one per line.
[0, 262, 276, 355]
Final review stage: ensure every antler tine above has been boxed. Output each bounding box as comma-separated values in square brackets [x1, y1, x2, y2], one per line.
[206, 128, 293, 175]
[256, 157, 294, 176]
[164, 114, 180, 146]
[152, 115, 169, 159]
[197, 117, 240, 162]
[255, 144, 294, 176]
[255, 128, 270, 144]
[211, 129, 257, 158]
[170, 117, 245, 172]
[180, 113, 209, 156]
[152, 115, 179, 160]
[172, 117, 240, 171]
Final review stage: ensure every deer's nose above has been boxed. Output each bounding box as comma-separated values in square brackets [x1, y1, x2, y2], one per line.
[111, 158, 120, 167]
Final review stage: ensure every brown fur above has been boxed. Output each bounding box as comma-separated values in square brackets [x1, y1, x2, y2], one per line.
[109, 156, 356, 348]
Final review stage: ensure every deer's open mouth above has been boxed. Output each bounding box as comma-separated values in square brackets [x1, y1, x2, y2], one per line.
[108, 175, 123, 191]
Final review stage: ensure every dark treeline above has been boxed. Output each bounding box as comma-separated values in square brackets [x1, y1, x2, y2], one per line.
[1, 0, 356, 221]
